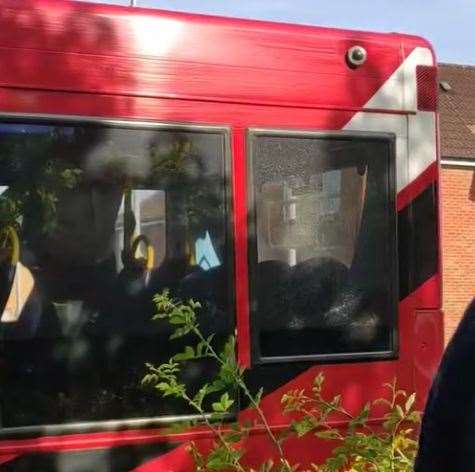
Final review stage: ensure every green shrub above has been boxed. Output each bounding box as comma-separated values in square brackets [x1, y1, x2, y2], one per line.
[143, 291, 420, 472]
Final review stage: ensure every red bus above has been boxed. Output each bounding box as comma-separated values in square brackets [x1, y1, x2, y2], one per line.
[0, 1, 443, 470]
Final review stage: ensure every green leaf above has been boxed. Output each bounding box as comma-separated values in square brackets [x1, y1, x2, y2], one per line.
[173, 345, 196, 361]
[405, 393, 416, 413]
[165, 420, 194, 434]
[208, 379, 227, 394]
[349, 402, 371, 432]
[212, 392, 234, 413]
[156, 382, 171, 391]
[223, 431, 243, 443]
[406, 411, 422, 423]
[254, 387, 264, 406]
[169, 326, 192, 340]
[383, 418, 398, 431]
[141, 373, 158, 386]
[192, 384, 210, 408]
[373, 398, 392, 407]
[331, 394, 341, 408]
[258, 460, 274, 472]
[313, 372, 325, 394]
[206, 446, 242, 470]
[315, 429, 340, 440]
[291, 417, 317, 437]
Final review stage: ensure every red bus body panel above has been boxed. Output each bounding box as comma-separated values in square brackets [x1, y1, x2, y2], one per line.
[0, 1, 442, 470]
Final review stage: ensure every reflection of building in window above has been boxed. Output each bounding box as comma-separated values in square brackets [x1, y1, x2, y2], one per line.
[114, 190, 166, 272]
[251, 133, 396, 361]
[321, 170, 341, 215]
[257, 167, 365, 269]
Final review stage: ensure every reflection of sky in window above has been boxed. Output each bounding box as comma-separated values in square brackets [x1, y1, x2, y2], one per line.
[0, 125, 222, 179]
[0, 124, 74, 135]
[0, 124, 53, 135]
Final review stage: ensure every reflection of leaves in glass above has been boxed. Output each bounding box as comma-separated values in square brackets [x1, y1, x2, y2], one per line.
[149, 139, 223, 239]
[0, 128, 83, 234]
[0, 194, 23, 229]
[150, 140, 194, 180]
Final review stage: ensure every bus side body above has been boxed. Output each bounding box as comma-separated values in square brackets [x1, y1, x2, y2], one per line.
[0, 1, 442, 470]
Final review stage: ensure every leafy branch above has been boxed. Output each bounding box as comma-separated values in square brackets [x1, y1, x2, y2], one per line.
[282, 374, 421, 472]
[142, 290, 285, 471]
[143, 290, 421, 472]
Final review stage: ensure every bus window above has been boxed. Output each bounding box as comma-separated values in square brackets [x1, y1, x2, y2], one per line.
[248, 130, 397, 362]
[0, 122, 233, 429]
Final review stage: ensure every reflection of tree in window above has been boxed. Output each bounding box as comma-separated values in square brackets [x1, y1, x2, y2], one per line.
[0, 123, 232, 428]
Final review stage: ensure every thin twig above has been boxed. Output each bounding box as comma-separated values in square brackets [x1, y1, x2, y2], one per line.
[192, 327, 285, 458]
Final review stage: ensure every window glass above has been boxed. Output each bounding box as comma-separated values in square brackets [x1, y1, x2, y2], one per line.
[249, 132, 396, 361]
[0, 122, 232, 428]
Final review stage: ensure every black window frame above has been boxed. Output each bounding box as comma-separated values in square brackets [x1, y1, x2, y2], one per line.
[247, 128, 399, 365]
[0, 113, 236, 438]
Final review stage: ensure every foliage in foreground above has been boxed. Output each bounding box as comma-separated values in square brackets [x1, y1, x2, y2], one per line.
[142, 291, 421, 472]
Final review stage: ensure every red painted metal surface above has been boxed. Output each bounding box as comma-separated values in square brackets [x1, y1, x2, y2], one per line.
[232, 127, 251, 367]
[396, 162, 437, 212]
[0, 454, 18, 465]
[0, 0, 442, 469]
[133, 443, 197, 472]
[0, 0, 429, 111]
